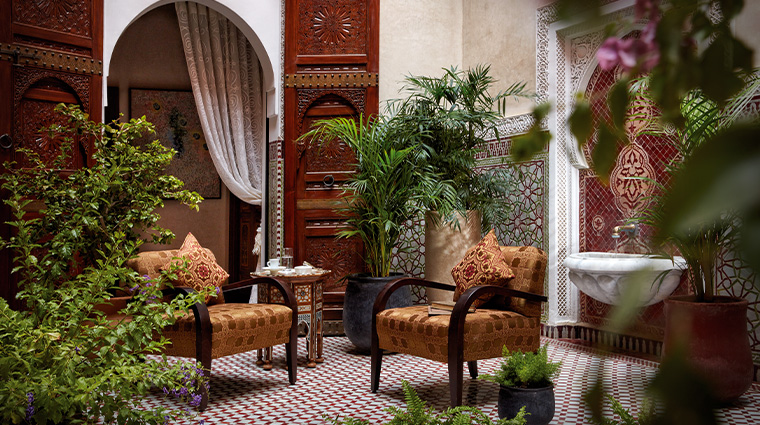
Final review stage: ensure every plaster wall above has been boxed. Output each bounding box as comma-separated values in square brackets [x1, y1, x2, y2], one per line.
[107, 5, 230, 267]
[462, 0, 536, 116]
[103, 0, 281, 140]
[378, 0, 463, 108]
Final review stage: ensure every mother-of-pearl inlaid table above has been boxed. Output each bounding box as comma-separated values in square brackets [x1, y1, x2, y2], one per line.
[252, 269, 331, 368]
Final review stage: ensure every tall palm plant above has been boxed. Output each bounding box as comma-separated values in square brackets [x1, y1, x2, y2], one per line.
[299, 115, 456, 277]
[633, 73, 760, 302]
[385, 65, 530, 230]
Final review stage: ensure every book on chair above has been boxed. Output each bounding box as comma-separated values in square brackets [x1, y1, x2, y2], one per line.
[427, 300, 476, 315]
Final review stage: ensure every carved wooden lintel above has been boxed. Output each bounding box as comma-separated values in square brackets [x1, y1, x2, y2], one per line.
[285, 72, 378, 88]
[0, 43, 102, 75]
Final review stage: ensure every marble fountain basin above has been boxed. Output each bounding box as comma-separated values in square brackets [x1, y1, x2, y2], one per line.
[563, 252, 687, 306]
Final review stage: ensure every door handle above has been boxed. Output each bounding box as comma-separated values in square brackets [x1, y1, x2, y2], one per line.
[322, 174, 335, 187]
[0, 134, 12, 149]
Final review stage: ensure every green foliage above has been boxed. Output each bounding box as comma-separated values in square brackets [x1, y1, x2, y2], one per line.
[479, 345, 561, 389]
[586, 392, 657, 425]
[386, 65, 531, 231]
[0, 104, 210, 424]
[323, 381, 527, 425]
[298, 115, 456, 277]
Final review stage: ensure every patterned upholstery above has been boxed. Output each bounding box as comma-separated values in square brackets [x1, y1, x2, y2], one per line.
[451, 229, 515, 308]
[126, 249, 179, 281]
[376, 305, 540, 363]
[164, 233, 228, 305]
[162, 303, 293, 359]
[500, 246, 547, 318]
[125, 245, 228, 304]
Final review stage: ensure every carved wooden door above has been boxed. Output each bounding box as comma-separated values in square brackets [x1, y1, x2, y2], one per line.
[284, 0, 378, 325]
[0, 0, 103, 309]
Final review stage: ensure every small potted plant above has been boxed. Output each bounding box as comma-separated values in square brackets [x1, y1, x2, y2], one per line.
[298, 115, 456, 352]
[479, 344, 561, 425]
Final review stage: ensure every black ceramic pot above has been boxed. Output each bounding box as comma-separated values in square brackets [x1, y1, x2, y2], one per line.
[343, 272, 409, 353]
[498, 385, 555, 425]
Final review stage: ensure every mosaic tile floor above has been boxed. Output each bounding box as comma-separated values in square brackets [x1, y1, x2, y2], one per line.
[143, 337, 760, 424]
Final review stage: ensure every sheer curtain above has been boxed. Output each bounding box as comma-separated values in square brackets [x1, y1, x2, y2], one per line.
[175, 1, 265, 256]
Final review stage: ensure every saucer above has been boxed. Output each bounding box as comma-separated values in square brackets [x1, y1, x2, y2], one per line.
[262, 266, 286, 276]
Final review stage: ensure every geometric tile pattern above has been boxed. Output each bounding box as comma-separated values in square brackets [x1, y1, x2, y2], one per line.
[139, 337, 760, 424]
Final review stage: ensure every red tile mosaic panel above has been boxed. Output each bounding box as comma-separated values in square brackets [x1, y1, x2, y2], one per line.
[578, 65, 684, 338]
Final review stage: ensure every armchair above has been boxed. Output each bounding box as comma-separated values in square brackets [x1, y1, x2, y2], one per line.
[370, 246, 548, 407]
[102, 248, 298, 411]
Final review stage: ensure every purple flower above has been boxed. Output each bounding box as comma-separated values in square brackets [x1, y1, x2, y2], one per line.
[75, 346, 80, 354]
[190, 393, 203, 407]
[25, 392, 34, 421]
[163, 387, 169, 395]
[215, 286, 221, 295]
[199, 421, 206, 425]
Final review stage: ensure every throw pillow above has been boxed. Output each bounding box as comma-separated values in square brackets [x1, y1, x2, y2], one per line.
[450, 229, 514, 308]
[163, 232, 228, 305]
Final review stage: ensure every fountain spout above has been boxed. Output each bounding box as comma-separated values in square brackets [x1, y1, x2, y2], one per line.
[611, 223, 638, 239]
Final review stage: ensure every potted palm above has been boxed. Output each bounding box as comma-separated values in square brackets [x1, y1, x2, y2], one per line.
[299, 115, 455, 352]
[385, 65, 529, 301]
[633, 75, 760, 403]
[480, 344, 561, 425]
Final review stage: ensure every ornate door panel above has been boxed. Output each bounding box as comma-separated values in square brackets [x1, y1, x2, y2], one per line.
[0, 0, 103, 309]
[284, 0, 378, 324]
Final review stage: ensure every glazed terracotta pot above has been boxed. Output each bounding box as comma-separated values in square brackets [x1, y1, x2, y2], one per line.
[663, 295, 753, 403]
[424, 210, 481, 303]
[498, 385, 555, 425]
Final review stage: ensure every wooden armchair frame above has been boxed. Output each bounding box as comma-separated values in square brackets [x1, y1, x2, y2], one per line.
[370, 277, 548, 407]
[154, 276, 298, 411]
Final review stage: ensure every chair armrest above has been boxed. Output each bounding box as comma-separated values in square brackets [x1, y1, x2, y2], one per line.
[447, 285, 548, 366]
[372, 277, 454, 316]
[161, 286, 212, 367]
[223, 277, 298, 312]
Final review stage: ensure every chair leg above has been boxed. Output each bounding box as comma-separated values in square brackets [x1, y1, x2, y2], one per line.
[197, 352, 212, 411]
[286, 318, 298, 384]
[370, 340, 383, 392]
[448, 360, 464, 407]
[467, 361, 478, 378]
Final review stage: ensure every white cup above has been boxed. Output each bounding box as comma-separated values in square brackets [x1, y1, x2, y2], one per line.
[294, 265, 313, 275]
[267, 258, 280, 267]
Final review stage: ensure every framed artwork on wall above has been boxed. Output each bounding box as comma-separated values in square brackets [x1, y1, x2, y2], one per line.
[130, 88, 221, 199]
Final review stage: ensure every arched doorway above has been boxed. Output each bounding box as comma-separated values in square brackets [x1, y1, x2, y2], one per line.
[105, 2, 275, 279]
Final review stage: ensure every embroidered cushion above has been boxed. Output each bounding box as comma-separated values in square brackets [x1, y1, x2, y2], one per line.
[164, 232, 228, 305]
[451, 229, 515, 308]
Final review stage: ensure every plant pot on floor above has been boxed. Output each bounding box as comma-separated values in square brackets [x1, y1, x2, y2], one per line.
[498, 385, 555, 425]
[424, 210, 481, 303]
[663, 295, 753, 403]
[344, 273, 410, 353]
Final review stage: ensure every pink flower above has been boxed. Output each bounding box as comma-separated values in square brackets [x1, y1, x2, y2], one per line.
[635, 0, 661, 22]
[598, 37, 623, 71]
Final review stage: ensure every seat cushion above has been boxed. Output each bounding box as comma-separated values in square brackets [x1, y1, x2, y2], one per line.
[163, 233, 228, 305]
[451, 229, 514, 308]
[376, 305, 540, 363]
[161, 303, 293, 359]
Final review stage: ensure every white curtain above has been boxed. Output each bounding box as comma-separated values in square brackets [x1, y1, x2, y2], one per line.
[175, 2, 264, 205]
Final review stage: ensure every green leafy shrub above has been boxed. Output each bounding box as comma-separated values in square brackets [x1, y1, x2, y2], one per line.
[479, 345, 561, 389]
[588, 393, 656, 425]
[0, 104, 211, 424]
[324, 381, 527, 425]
